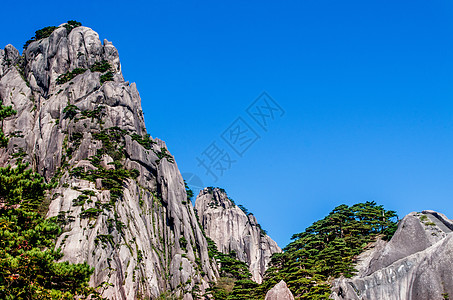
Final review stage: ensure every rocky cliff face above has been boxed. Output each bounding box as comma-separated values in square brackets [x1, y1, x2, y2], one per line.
[331, 210, 453, 300]
[0, 24, 218, 299]
[195, 187, 281, 283]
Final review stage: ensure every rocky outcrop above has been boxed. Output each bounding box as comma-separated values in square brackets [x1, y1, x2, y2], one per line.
[0, 23, 218, 299]
[195, 187, 281, 283]
[265, 280, 295, 300]
[331, 211, 453, 300]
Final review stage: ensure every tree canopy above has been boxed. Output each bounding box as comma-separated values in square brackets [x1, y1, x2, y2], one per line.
[260, 201, 398, 299]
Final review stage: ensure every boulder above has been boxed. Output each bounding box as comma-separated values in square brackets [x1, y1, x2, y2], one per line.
[265, 280, 295, 300]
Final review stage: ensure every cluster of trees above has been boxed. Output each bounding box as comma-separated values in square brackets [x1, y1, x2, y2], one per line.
[0, 103, 99, 299]
[23, 20, 82, 49]
[205, 237, 259, 300]
[208, 201, 398, 299]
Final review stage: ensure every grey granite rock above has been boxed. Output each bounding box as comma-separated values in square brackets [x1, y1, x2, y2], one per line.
[195, 187, 281, 283]
[265, 280, 295, 300]
[330, 211, 453, 300]
[0, 23, 218, 299]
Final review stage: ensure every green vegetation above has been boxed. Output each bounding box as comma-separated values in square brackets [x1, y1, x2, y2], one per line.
[70, 165, 137, 202]
[131, 133, 155, 149]
[81, 106, 105, 121]
[63, 104, 78, 119]
[237, 204, 249, 215]
[66, 132, 83, 158]
[0, 101, 16, 147]
[69, 127, 140, 202]
[86, 60, 114, 85]
[137, 250, 143, 263]
[92, 127, 126, 161]
[56, 68, 87, 85]
[95, 234, 114, 248]
[184, 180, 194, 202]
[62, 104, 106, 125]
[82, 190, 96, 197]
[179, 237, 188, 251]
[56, 59, 112, 85]
[73, 194, 89, 206]
[64, 20, 82, 34]
[11, 148, 27, 162]
[90, 61, 111, 73]
[155, 147, 174, 164]
[80, 207, 103, 218]
[15, 62, 30, 87]
[205, 237, 255, 300]
[0, 143, 100, 298]
[259, 201, 398, 299]
[206, 201, 398, 299]
[100, 72, 114, 85]
[23, 21, 82, 49]
[419, 214, 436, 227]
[23, 26, 57, 49]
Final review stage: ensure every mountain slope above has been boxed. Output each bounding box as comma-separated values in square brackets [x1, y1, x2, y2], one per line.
[0, 23, 218, 299]
[195, 187, 281, 283]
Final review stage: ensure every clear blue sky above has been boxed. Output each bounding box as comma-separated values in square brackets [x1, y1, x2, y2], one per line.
[2, 0, 453, 247]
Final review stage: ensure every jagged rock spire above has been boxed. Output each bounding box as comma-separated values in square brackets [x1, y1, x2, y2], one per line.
[195, 187, 281, 283]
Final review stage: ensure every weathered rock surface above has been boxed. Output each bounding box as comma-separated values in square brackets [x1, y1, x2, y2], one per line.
[0, 24, 218, 299]
[195, 187, 281, 283]
[330, 211, 453, 300]
[265, 280, 295, 300]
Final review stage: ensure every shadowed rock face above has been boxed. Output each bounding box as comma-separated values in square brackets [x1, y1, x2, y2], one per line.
[195, 187, 281, 283]
[330, 211, 453, 300]
[0, 24, 218, 299]
[265, 280, 295, 300]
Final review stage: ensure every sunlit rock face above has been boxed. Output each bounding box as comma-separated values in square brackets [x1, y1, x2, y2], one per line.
[265, 280, 295, 300]
[195, 187, 281, 283]
[0, 24, 219, 299]
[330, 210, 453, 300]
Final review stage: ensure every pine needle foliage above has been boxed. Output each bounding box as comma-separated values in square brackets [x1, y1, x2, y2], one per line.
[0, 101, 16, 147]
[0, 162, 101, 299]
[204, 237, 260, 300]
[260, 201, 398, 299]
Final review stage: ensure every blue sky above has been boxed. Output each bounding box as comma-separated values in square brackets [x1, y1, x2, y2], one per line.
[2, 0, 453, 246]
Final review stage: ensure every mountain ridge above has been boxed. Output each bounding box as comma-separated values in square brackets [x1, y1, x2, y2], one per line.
[1, 22, 218, 299]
